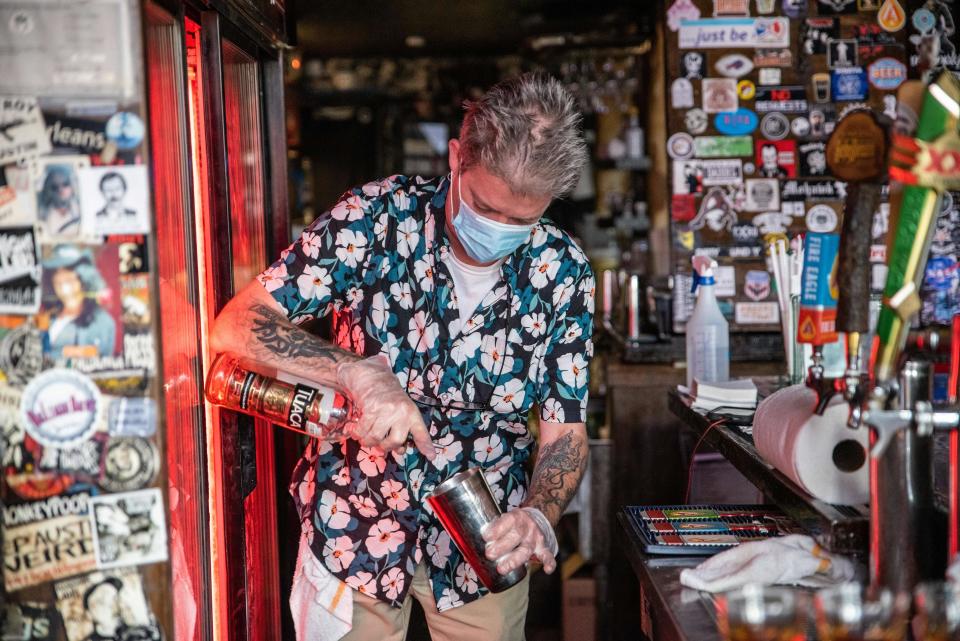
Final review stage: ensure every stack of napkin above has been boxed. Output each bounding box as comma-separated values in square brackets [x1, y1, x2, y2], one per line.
[690, 378, 758, 413]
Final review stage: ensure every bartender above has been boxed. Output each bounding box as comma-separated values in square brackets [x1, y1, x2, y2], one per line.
[211, 72, 593, 640]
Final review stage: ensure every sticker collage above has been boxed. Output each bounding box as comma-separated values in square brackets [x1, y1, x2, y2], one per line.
[1, 100, 165, 641]
[666, 0, 960, 332]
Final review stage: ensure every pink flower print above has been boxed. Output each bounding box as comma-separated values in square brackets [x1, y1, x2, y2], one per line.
[357, 447, 386, 477]
[381, 567, 405, 601]
[348, 494, 378, 519]
[455, 562, 479, 594]
[346, 571, 377, 597]
[365, 518, 404, 558]
[317, 490, 352, 530]
[380, 480, 410, 512]
[300, 231, 322, 259]
[332, 466, 351, 487]
[257, 261, 288, 292]
[297, 466, 316, 505]
[330, 195, 365, 221]
[323, 535, 355, 573]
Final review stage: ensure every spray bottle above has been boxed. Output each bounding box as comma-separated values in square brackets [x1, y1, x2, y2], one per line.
[685, 255, 730, 389]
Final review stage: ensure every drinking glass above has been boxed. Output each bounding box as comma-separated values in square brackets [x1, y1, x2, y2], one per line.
[815, 583, 910, 641]
[914, 582, 960, 641]
[716, 584, 808, 641]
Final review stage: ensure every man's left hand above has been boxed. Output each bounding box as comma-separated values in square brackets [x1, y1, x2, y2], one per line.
[481, 507, 558, 576]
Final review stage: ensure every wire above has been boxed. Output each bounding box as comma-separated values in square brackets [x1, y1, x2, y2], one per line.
[684, 417, 727, 504]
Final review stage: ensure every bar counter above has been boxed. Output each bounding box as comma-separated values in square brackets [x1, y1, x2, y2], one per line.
[617, 510, 722, 641]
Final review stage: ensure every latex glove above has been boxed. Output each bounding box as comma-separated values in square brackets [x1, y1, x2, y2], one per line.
[481, 507, 558, 576]
[948, 556, 960, 583]
[336, 355, 435, 460]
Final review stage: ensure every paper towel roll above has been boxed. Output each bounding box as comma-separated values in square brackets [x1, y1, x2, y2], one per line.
[753, 384, 869, 505]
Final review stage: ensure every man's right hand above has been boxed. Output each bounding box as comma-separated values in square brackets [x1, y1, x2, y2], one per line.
[336, 356, 435, 460]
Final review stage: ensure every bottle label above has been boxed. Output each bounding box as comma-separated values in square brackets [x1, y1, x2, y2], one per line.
[288, 384, 319, 430]
[239, 372, 258, 410]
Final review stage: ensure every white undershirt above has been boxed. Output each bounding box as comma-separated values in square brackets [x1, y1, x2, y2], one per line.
[442, 250, 502, 331]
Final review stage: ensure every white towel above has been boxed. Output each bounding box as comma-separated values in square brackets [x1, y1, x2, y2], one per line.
[679, 534, 858, 593]
[289, 533, 353, 641]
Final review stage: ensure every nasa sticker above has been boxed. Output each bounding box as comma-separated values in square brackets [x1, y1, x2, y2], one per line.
[20, 369, 102, 449]
[667, 133, 695, 159]
[99, 437, 159, 492]
[806, 204, 839, 232]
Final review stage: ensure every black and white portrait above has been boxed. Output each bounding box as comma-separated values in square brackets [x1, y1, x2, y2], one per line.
[78, 166, 150, 236]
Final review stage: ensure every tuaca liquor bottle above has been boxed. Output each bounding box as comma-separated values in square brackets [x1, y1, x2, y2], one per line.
[204, 353, 355, 440]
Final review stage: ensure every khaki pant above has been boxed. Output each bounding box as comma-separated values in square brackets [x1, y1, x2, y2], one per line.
[342, 563, 529, 641]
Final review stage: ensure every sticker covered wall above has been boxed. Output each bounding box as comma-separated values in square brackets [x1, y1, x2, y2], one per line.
[664, 0, 912, 332]
[0, 0, 168, 629]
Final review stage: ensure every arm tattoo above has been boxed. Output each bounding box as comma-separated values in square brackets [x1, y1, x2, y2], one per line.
[248, 304, 352, 365]
[525, 430, 588, 527]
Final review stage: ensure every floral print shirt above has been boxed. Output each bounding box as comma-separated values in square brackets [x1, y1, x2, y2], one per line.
[258, 174, 594, 611]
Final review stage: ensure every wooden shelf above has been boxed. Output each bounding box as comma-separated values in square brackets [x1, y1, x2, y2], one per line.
[595, 156, 652, 171]
[667, 389, 870, 555]
[619, 332, 784, 364]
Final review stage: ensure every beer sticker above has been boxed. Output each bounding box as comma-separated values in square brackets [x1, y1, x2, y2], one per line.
[744, 270, 772, 301]
[802, 18, 838, 55]
[831, 67, 869, 101]
[671, 78, 695, 109]
[682, 52, 706, 79]
[828, 39, 859, 68]
[89, 488, 168, 570]
[714, 53, 754, 78]
[107, 396, 157, 438]
[2, 492, 97, 591]
[735, 301, 780, 324]
[756, 140, 797, 178]
[758, 68, 781, 86]
[0, 318, 43, 387]
[55, 568, 161, 641]
[673, 159, 744, 194]
[702, 78, 738, 113]
[0, 97, 52, 166]
[99, 436, 159, 492]
[20, 369, 102, 449]
[743, 178, 781, 211]
[760, 112, 790, 140]
[1, 602, 59, 640]
[678, 18, 790, 49]
[807, 204, 840, 232]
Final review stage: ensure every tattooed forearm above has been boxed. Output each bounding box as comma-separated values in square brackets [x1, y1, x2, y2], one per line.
[524, 429, 588, 527]
[248, 303, 356, 366]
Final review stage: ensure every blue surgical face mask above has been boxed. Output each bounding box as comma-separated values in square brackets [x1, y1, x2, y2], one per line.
[451, 168, 537, 263]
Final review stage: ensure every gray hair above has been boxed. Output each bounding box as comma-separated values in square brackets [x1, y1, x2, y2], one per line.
[459, 72, 587, 198]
